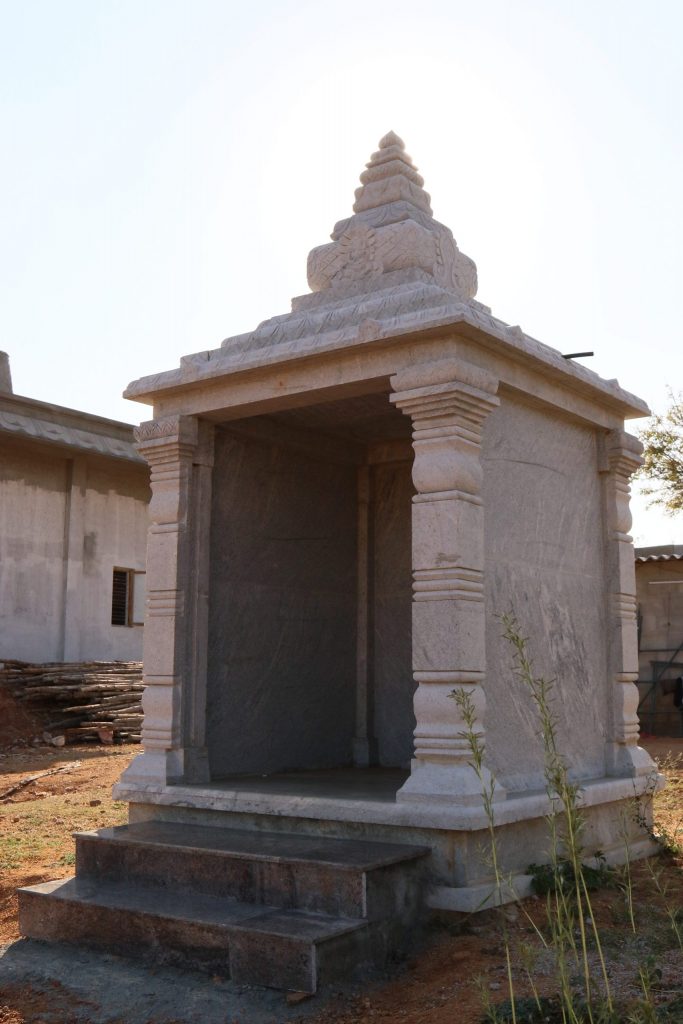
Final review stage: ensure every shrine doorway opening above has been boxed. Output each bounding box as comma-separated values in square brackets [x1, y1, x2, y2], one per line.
[205, 390, 416, 783]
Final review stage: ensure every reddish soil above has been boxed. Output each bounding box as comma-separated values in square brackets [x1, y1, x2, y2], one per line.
[0, 735, 681, 1023]
[0, 690, 43, 751]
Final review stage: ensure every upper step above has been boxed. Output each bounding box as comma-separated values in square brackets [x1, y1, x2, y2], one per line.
[75, 822, 429, 919]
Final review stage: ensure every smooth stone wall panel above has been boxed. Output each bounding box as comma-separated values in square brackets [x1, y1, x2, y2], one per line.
[372, 460, 415, 767]
[482, 398, 608, 791]
[207, 428, 357, 777]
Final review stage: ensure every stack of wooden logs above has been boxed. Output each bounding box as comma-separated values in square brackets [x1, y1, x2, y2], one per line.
[0, 660, 144, 744]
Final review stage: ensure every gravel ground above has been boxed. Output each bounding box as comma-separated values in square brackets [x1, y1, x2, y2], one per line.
[0, 937, 336, 1024]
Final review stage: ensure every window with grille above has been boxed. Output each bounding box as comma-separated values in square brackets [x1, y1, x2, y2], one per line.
[111, 568, 146, 626]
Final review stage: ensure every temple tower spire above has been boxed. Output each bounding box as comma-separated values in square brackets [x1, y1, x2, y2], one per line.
[306, 131, 478, 303]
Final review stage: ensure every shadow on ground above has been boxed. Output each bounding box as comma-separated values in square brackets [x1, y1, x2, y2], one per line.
[0, 937, 333, 1024]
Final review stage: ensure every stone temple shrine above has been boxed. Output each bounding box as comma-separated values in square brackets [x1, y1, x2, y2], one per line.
[20, 133, 660, 992]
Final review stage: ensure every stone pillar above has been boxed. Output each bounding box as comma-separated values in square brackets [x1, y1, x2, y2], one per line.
[601, 429, 654, 777]
[353, 464, 377, 766]
[390, 358, 505, 804]
[120, 415, 214, 786]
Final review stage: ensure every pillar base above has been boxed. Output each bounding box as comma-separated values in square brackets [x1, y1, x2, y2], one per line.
[606, 741, 657, 779]
[396, 759, 507, 806]
[118, 746, 210, 787]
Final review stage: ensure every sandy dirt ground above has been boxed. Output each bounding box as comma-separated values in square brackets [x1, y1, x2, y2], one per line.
[0, 735, 681, 1024]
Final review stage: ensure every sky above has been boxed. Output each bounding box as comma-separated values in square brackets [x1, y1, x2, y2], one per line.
[0, 0, 681, 545]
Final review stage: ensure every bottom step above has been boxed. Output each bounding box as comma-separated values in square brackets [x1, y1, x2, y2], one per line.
[19, 877, 368, 993]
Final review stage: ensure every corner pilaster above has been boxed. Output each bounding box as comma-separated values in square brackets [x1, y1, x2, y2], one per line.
[120, 414, 214, 787]
[390, 358, 505, 804]
[600, 429, 654, 777]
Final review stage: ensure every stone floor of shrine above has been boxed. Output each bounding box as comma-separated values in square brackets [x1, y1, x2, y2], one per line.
[208, 766, 410, 803]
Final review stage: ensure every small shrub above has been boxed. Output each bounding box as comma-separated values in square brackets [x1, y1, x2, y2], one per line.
[528, 857, 616, 897]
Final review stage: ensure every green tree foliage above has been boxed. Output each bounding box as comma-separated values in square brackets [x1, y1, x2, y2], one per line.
[637, 390, 683, 514]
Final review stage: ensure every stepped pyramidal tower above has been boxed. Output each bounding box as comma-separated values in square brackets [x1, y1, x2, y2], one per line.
[153, 130, 500, 370]
[306, 130, 478, 302]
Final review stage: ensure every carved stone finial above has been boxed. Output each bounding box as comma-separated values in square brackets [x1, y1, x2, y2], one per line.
[378, 130, 405, 149]
[354, 132, 430, 214]
[306, 133, 477, 302]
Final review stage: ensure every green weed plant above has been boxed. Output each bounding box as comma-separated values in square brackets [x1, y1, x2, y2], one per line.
[451, 614, 681, 1024]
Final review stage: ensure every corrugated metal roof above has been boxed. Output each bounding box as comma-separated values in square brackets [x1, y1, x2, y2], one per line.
[636, 552, 683, 563]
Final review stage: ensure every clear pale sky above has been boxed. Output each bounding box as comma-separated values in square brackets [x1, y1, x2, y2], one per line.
[1, 0, 681, 545]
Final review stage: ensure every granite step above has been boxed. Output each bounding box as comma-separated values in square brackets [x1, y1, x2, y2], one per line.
[18, 876, 369, 993]
[74, 821, 429, 919]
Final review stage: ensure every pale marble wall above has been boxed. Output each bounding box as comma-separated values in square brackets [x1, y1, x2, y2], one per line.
[206, 428, 358, 777]
[482, 397, 609, 791]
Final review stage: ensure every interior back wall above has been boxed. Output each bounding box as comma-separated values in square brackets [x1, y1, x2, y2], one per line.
[207, 425, 358, 777]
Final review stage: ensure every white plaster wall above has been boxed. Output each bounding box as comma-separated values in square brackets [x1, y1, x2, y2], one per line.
[77, 461, 149, 661]
[0, 443, 69, 661]
[0, 441, 149, 663]
[637, 561, 683, 667]
[482, 397, 609, 791]
[636, 560, 683, 733]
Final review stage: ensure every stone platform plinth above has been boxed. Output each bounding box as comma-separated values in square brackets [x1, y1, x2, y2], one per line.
[114, 767, 663, 914]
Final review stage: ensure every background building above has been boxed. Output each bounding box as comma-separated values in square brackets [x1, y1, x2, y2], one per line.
[636, 544, 683, 735]
[0, 352, 149, 663]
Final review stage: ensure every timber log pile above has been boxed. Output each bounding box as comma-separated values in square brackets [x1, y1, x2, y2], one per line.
[0, 660, 143, 744]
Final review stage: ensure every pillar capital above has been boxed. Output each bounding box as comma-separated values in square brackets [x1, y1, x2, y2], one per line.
[600, 429, 643, 543]
[390, 359, 499, 433]
[391, 360, 499, 501]
[391, 357, 499, 398]
[134, 415, 199, 464]
[602, 429, 643, 481]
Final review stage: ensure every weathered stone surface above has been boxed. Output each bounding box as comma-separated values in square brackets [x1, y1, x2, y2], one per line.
[206, 426, 357, 777]
[372, 459, 415, 767]
[20, 823, 428, 992]
[307, 131, 477, 303]
[18, 876, 365, 991]
[74, 821, 428, 919]
[482, 399, 610, 790]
